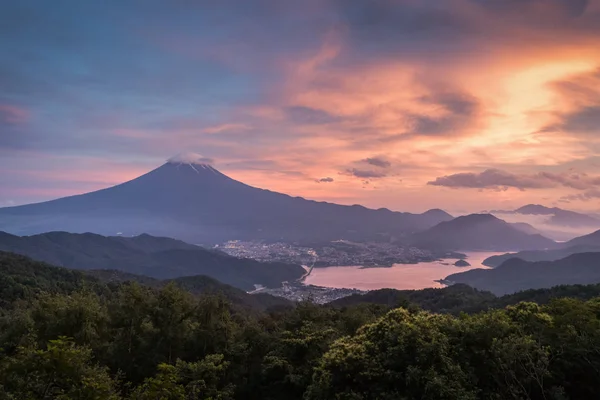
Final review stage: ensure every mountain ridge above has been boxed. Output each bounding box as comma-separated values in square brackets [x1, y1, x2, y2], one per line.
[409, 213, 556, 251]
[0, 231, 305, 290]
[491, 204, 600, 228]
[0, 160, 453, 243]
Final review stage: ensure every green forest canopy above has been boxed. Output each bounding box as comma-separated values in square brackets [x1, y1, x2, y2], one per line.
[2, 251, 600, 399]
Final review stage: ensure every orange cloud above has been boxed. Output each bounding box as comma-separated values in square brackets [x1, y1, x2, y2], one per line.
[197, 1, 600, 212]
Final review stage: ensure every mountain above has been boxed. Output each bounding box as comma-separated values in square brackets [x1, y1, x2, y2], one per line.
[409, 214, 556, 251]
[445, 252, 600, 295]
[565, 229, 600, 248]
[510, 222, 542, 235]
[0, 231, 305, 290]
[482, 229, 600, 267]
[0, 251, 291, 311]
[0, 154, 453, 244]
[488, 204, 600, 241]
[512, 204, 600, 228]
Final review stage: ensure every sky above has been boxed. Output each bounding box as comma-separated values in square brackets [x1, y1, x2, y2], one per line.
[2, 0, 600, 214]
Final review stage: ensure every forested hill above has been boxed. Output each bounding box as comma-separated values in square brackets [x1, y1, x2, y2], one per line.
[330, 282, 600, 314]
[0, 251, 290, 311]
[4, 251, 600, 399]
[0, 231, 305, 290]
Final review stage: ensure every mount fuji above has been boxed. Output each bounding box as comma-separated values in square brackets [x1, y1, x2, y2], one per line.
[0, 153, 453, 243]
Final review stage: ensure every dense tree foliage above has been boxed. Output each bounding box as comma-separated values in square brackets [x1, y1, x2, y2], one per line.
[3, 252, 600, 399]
[0, 251, 291, 312]
[331, 282, 600, 314]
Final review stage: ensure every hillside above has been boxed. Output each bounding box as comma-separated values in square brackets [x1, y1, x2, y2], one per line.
[329, 281, 600, 314]
[409, 214, 556, 251]
[565, 229, 600, 247]
[0, 231, 305, 290]
[0, 158, 453, 243]
[0, 251, 290, 311]
[509, 222, 542, 235]
[0, 252, 103, 307]
[329, 284, 496, 314]
[445, 252, 600, 295]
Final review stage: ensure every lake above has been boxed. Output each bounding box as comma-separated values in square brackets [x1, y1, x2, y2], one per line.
[303, 252, 502, 291]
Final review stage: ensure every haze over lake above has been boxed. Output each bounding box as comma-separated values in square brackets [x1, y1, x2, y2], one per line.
[304, 252, 501, 291]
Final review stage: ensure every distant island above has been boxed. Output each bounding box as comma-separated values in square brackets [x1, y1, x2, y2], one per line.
[454, 259, 471, 267]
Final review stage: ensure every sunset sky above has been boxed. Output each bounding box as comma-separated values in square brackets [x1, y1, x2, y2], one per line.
[2, 0, 600, 214]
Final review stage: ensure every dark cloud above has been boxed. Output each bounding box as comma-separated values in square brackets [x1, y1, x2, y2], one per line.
[561, 189, 600, 202]
[428, 169, 552, 190]
[364, 157, 391, 168]
[439, 92, 479, 116]
[404, 91, 482, 137]
[345, 168, 388, 179]
[544, 68, 600, 137]
[317, 177, 334, 183]
[552, 106, 600, 135]
[342, 156, 396, 179]
[335, 0, 479, 60]
[428, 169, 600, 191]
[333, 0, 600, 71]
[539, 171, 600, 190]
[409, 115, 446, 136]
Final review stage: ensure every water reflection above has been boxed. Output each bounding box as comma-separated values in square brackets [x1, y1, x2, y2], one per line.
[303, 252, 502, 290]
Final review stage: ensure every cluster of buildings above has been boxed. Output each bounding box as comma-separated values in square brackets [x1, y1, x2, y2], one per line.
[255, 282, 365, 304]
[215, 240, 317, 265]
[216, 239, 439, 267]
[313, 240, 439, 267]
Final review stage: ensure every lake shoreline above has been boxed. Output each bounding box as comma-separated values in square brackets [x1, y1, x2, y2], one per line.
[303, 252, 501, 291]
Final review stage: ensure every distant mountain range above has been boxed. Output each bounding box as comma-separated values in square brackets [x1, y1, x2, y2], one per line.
[0, 156, 453, 244]
[491, 204, 600, 228]
[0, 231, 305, 290]
[487, 204, 600, 241]
[408, 214, 556, 251]
[516, 204, 600, 227]
[482, 229, 600, 267]
[445, 252, 600, 295]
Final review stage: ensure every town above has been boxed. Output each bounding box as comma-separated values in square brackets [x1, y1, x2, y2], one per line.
[251, 281, 365, 304]
[215, 239, 460, 267]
